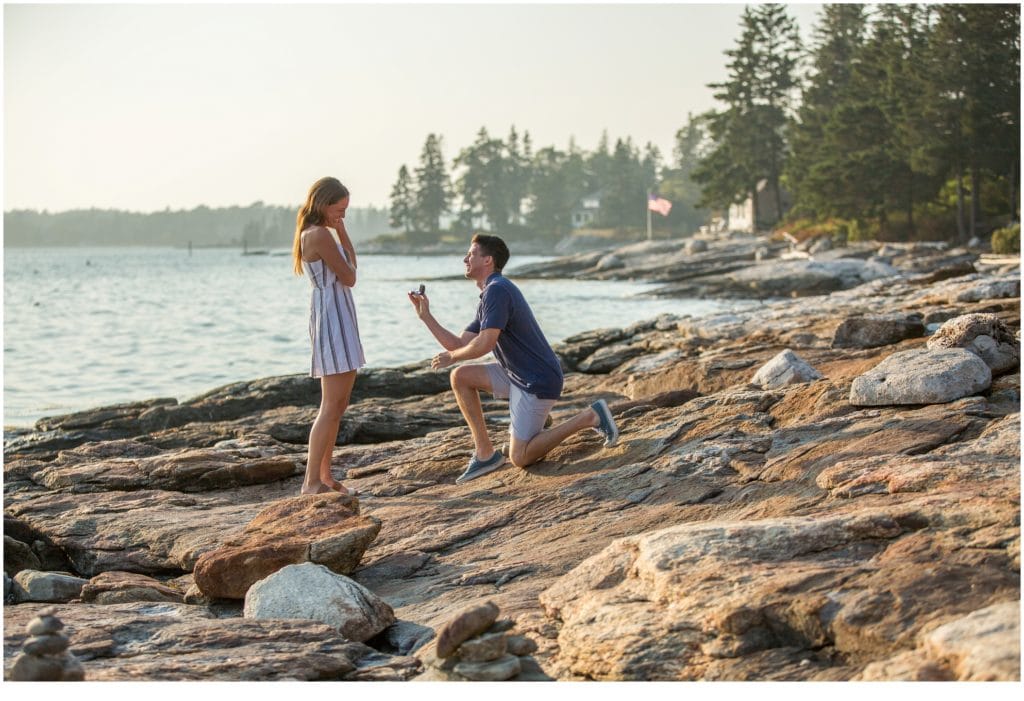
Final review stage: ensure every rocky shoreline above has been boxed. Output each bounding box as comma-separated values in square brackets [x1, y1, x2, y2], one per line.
[4, 232, 1020, 681]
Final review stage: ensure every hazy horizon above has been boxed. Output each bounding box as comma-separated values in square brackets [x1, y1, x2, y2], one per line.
[4, 1, 823, 215]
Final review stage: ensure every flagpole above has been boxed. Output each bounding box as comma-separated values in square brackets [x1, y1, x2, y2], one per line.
[646, 190, 652, 241]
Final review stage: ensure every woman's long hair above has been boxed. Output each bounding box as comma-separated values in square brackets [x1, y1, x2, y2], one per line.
[293, 177, 350, 275]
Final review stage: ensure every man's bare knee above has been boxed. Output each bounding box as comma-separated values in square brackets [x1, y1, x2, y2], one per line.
[449, 365, 482, 391]
[510, 445, 536, 469]
[449, 365, 465, 390]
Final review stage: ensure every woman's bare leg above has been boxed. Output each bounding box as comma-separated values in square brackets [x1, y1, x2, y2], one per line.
[302, 370, 358, 495]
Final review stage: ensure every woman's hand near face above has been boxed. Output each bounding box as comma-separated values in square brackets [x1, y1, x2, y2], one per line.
[308, 227, 356, 287]
[335, 220, 358, 269]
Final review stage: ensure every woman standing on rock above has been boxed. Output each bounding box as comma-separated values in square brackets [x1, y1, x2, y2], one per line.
[292, 176, 365, 495]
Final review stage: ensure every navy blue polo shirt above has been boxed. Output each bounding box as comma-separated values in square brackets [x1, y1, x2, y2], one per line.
[466, 273, 564, 400]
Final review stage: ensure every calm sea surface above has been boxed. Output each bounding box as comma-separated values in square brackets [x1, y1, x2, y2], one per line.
[3, 247, 736, 428]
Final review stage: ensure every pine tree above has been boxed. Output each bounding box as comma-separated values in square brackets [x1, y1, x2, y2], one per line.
[693, 4, 802, 228]
[454, 127, 507, 230]
[756, 3, 803, 220]
[801, 5, 925, 232]
[586, 130, 614, 198]
[413, 133, 452, 233]
[600, 138, 647, 230]
[526, 146, 571, 237]
[922, 4, 1020, 237]
[786, 4, 868, 219]
[505, 126, 532, 226]
[660, 113, 712, 233]
[388, 164, 415, 233]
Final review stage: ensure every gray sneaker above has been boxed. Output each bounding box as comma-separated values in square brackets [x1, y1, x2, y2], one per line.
[456, 451, 506, 484]
[591, 399, 619, 447]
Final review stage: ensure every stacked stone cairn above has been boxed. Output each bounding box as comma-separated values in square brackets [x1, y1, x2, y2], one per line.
[9, 607, 84, 681]
[416, 600, 551, 681]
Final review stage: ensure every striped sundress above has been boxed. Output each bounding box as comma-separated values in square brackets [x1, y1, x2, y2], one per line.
[302, 227, 366, 377]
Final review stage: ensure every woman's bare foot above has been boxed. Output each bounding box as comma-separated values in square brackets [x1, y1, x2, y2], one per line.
[300, 483, 332, 495]
[323, 477, 359, 496]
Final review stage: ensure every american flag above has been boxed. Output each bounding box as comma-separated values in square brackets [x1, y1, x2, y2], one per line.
[648, 194, 672, 217]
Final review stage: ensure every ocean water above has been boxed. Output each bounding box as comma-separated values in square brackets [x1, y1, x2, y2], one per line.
[2, 247, 734, 428]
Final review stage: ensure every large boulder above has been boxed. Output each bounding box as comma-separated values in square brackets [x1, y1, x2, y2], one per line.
[926, 313, 1019, 375]
[193, 493, 380, 599]
[831, 314, 925, 349]
[80, 571, 185, 605]
[849, 348, 992, 406]
[539, 502, 1017, 680]
[750, 349, 823, 389]
[12, 570, 88, 603]
[243, 563, 394, 642]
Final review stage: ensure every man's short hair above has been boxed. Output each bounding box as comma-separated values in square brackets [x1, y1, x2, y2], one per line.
[472, 233, 510, 272]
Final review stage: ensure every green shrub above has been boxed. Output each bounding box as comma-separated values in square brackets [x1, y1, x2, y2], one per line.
[776, 217, 851, 244]
[847, 218, 881, 243]
[991, 223, 1020, 254]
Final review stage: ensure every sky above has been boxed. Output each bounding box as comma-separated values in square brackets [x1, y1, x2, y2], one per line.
[3, 1, 824, 214]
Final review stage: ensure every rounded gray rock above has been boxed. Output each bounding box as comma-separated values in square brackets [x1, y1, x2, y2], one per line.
[10, 652, 66, 681]
[27, 614, 64, 636]
[456, 631, 507, 663]
[686, 239, 708, 255]
[596, 253, 624, 271]
[454, 653, 522, 681]
[435, 600, 500, 658]
[926, 313, 1019, 374]
[14, 570, 88, 603]
[23, 632, 70, 655]
[505, 635, 539, 656]
[751, 349, 823, 389]
[243, 562, 394, 642]
[849, 348, 992, 406]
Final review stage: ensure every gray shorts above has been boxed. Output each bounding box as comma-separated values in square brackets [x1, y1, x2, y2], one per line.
[484, 363, 557, 442]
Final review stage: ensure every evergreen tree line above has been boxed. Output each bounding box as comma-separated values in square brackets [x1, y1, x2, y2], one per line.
[3, 203, 394, 247]
[695, 3, 1020, 241]
[391, 3, 1019, 244]
[388, 126, 711, 241]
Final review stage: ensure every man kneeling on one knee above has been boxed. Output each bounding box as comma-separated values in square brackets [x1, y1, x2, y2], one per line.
[408, 233, 619, 484]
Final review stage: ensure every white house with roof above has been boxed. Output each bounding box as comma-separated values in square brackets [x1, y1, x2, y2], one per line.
[570, 191, 602, 228]
[728, 180, 791, 233]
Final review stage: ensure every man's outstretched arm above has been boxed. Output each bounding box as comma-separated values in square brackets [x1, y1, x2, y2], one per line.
[408, 292, 474, 351]
[432, 328, 500, 370]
